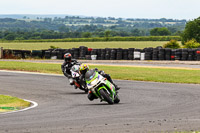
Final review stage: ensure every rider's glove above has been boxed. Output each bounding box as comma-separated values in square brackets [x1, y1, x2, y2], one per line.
[100, 71, 105, 75]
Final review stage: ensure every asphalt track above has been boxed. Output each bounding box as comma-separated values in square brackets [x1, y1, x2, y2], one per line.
[1, 71, 200, 133]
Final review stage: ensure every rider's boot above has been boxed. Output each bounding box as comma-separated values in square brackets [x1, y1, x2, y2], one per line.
[74, 85, 77, 89]
[69, 78, 74, 85]
[113, 83, 120, 90]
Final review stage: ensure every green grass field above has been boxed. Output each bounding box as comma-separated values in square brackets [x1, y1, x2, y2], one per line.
[0, 95, 30, 112]
[0, 41, 181, 50]
[0, 61, 199, 84]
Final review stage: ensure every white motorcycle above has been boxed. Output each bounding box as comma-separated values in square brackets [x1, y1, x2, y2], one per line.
[70, 65, 88, 93]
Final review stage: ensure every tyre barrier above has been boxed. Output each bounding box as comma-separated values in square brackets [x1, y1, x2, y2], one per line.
[3, 49, 32, 59]
[2, 46, 200, 61]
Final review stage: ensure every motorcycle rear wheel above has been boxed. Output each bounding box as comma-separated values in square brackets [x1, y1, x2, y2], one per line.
[99, 89, 114, 104]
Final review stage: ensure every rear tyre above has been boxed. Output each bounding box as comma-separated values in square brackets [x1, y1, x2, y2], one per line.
[99, 89, 114, 104]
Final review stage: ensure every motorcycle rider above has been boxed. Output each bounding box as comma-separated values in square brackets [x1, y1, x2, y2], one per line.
[61, 53, 80, 86]
[79, 64, 120, 101]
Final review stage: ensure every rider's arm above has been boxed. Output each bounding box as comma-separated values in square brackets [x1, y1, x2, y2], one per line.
[61, 62, 67, 72]
[95, 68, 105, 75]
[72, 59, 81, 65]
[61, 62, 72, 78]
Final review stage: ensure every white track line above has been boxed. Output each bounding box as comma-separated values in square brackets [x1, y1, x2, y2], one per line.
[0, 99, 38, 115]
[0, 70, 56, 114]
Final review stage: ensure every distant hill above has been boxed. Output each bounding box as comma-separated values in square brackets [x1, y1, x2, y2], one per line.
[0, 14, 83, 19]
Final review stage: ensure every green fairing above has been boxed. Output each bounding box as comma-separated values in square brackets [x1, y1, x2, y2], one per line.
[86, 71, 116, 101]
[98, 79, 115, 100]
[105, 80, 116, 100]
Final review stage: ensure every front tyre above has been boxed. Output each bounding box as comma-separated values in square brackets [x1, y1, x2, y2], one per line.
[114, 95, 120, 104]
[99, 89, 114, 104]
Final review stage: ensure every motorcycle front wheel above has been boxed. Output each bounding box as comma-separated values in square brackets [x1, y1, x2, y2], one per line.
[114, 95, 120, 104]
[99, 89, 114, 104]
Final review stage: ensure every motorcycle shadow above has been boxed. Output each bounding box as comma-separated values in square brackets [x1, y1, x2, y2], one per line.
[83, 102, 123, 106]
[65, 92, 87, 95]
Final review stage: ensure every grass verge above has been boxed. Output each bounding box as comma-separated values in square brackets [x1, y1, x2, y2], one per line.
[0, 95, 31, 112]
[0, 41, 180, 50]
[0, 61, 200, 84]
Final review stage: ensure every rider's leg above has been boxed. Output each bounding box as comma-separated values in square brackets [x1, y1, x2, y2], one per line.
[104, 74, 120, 90]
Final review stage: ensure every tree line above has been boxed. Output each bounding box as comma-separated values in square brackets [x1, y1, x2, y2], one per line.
[0, 16, 186, 40]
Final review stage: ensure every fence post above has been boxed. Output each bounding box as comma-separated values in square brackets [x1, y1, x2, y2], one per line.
[0, 47, 3, 59]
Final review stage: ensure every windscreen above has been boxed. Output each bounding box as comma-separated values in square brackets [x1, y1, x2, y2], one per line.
[85, 69, 96, 81]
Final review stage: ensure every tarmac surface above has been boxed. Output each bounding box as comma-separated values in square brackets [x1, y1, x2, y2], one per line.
[1, 71, 200, 132]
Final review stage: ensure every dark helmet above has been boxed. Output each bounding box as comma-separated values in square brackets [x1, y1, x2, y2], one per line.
[79, 64, 89, 75]
[64, 53, 72, 62]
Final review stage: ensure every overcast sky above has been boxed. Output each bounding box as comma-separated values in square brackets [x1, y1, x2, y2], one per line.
[0, 0, 199, 20]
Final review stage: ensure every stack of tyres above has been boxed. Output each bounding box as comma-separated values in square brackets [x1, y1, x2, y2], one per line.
[45, 51, 51, 59]
[196, 49, 200, 61]
[175, 49, 182, 60]
[42, 50, 47, 58]
[32, 50, 42, 58]
[134, 49, 141, 60]
[171, 49, 176, 60]
[116, 48, 123, 60]
[12, 50, 22, 58]
[158, 48, 165, 60]
[51, 50, 57, 59]
[85, 55, 91, 60]
[91, 49, 97, 60]
[188, 49, 195, 61]
[79, 46, 88, 60]
[122, 49, 128, 60]
[144, 47, 153, 60]
[165, 48, 171, 60]
[110, 49, 116, 60]
[128, 48, 134, 60]
[63, 49, 70, 54]
[22, 50, 31, 59]
[97, 49, 102, 60]
[91, 49, 97, 55]
[100, 49, 106, 60]
[56, 49, 65, 59]
[72, 48, 79, 59]
[181, 49, 188, 61]
[105, 48, 111, 60]
[152, 48, 159, 60]
[68, 49, 74, 58]
[3, 49, 13, 58]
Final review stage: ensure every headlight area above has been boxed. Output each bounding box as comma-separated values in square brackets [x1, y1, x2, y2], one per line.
[90, 78, 99, 86]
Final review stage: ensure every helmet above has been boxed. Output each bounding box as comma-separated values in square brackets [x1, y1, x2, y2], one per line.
[64, 53, 72, 62]
[79, 64, 89, 74]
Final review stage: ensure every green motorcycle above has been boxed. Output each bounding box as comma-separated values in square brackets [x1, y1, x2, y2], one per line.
[85, 69, 120, 104]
